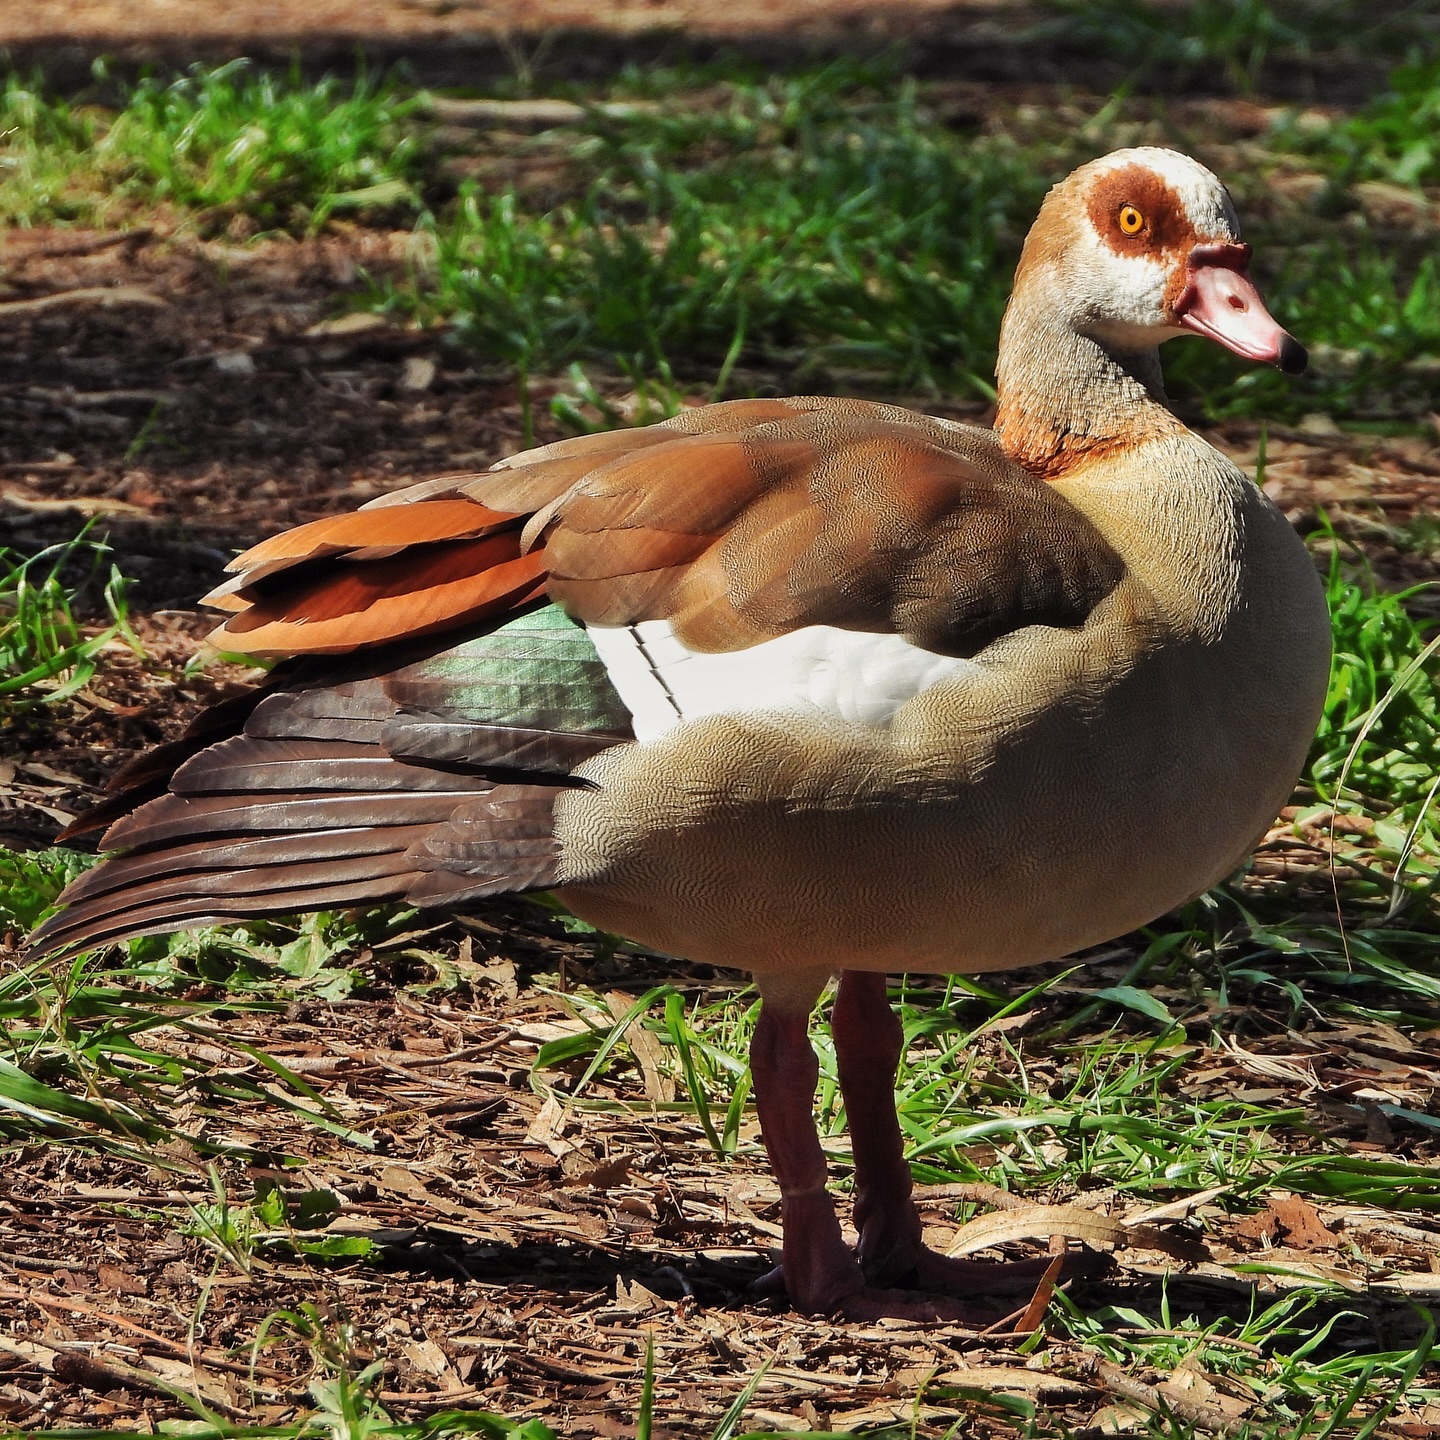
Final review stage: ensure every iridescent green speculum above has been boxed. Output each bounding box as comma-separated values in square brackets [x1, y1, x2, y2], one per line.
[407, 604, 631, 735]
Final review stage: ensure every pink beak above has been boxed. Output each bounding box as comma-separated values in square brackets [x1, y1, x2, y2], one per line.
[1174, 243, 1307, 374]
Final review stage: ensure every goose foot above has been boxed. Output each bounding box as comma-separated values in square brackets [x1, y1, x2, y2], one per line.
[853, 1187, 1094, 1295]
[749, 970, 1086, 1326]
[750, 1238, 1074, 1324]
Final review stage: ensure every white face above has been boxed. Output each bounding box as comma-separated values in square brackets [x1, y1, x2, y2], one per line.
[1055, 147, 1243, 349]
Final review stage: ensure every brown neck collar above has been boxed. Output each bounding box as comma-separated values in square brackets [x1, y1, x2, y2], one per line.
[992, 280, 1182, 481]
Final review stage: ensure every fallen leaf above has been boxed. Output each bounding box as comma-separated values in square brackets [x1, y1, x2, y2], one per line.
[3, 490, 149, 518]
[525, 1095, 575, 1156]
[561, 1151, 635, 1189]
[95, 1264, 146, 1296]
[401, 355, 437, 391]
[305, 311, 391, 337]
[947, 1203, 1208, 1264]
[1235, 1196, 1336, 1251]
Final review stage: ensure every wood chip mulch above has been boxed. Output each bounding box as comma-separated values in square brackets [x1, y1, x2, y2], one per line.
[0, 928, 1438, 1436]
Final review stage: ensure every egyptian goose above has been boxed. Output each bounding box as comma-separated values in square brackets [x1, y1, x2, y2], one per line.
[31, 148, 1331, 1320]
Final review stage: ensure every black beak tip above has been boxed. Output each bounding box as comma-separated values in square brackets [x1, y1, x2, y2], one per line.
[1278, 335, 1308, 376]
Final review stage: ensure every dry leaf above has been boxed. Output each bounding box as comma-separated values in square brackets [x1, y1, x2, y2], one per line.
[561, 1151, 636, 1189]
[1235, 1196, 1336, 1251]
[377, 1164, 473, 1219]
[614, 1275, 667, 1313]
[95, 1264, 146, 1296]
[947, 1203, 1208, 1264]
[606, 991, 676, 1103]
[305, 312, 391, 337]
[525, 1095, 572, 1155]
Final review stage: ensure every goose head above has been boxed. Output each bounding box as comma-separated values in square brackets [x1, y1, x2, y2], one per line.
[996, 147, 1305, 476]
[1016, 146, 1305, 372]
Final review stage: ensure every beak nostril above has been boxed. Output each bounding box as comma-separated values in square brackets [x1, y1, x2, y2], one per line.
[1227, 295, 1245, 311]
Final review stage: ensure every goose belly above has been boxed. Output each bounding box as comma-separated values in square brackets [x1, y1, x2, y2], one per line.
[557, 589, 1329, 976]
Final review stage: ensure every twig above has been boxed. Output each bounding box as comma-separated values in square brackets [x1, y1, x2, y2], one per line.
[0, 1282, 290, 1381]
[1082, 1357, 1250, 1437]
[378, 1385, 485, 1404]
[0, 285, 168, 318]
[0, 1248, 72, 1272]
[366, 1039, 515, 1071]
[913, 1181, 1029, 1210]
[9, 229, 154, 264]
[13, 1336, 251, 1418]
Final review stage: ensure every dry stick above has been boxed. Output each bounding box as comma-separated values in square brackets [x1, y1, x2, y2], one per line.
[0, 1283, 290, 1382]
[1086, 1358, 1250, 1437]
[0, 285, 168, 317]
[378, 1385, 486, 1405]
[12, 1335, 250, 1418]
[51, 1349, 179, 1403]
[364, 1051, 507, 1093]
[1011, 1251, 1066, 1335]
[913, 1181, 1029, 1210]
[10, 229, 154, 264]
[0, 1248, 72, 1272]
[368, 1037, 518, 1068]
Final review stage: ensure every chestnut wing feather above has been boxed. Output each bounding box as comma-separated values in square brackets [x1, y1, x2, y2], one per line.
[468, 396, 1125, 656]
[208, 395, 1121, 662]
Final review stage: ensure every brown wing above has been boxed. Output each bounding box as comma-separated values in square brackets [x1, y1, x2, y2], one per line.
[210, 395, 1123, 660]
[30, 396, 1123, 961]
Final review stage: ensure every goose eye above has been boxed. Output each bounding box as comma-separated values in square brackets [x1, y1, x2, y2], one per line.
[1118, 204, 1145, 235]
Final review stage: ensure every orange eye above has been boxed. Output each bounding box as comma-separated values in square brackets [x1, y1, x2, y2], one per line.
[1118, 204, 1145, 235]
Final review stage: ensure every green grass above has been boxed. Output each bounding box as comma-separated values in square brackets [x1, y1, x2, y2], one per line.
[0, 530, 135, 707]
[0, 60, 426, 233]
[392, 69, 1028, 401]
[1285, 55, 1440, 188]
[0, 853, 427, 1162]
[5, 51, 1440, 418]
[379, 57, 1440, 422]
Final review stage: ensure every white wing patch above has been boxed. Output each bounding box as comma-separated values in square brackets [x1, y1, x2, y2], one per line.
[586, 620, 980, 742]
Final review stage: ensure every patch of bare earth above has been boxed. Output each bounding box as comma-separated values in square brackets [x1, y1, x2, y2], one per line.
[1, 943, 1437, 1436]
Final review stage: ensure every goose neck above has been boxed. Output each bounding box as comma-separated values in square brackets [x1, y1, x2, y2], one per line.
[993, 298, 1181, 480]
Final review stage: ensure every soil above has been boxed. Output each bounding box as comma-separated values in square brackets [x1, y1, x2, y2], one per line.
[2, 0, 1424, 101]
[2, 939, 1437, 1437]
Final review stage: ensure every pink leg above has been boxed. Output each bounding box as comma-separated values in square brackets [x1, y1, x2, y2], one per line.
[833, 970, 1074, 1299]
[750, 998, 865, 1313]
[750, 975, 1027, 1321]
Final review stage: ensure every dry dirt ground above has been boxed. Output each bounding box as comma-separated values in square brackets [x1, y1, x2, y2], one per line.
[4, 945, 1440, 1438]
[0, 0, 1414, 101]
[1, 221, 1439, 1436]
